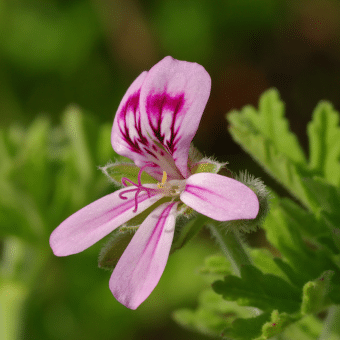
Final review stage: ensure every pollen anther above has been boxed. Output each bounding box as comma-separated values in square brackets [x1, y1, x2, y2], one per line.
[157, 171, 167, 189]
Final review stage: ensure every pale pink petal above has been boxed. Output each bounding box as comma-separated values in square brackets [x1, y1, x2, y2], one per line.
[109, 201, 178, 310]
[139, 56, 211, 179]
[180, 173, 259, 221]
[50, 185, 163, 256]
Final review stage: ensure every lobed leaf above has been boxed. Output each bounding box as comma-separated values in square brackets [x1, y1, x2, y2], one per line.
[212, 265, 301, 313]
[307, 101, 340, 187]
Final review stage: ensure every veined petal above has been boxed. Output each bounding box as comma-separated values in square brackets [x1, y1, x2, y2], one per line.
[111, 71, 150, 164]
[109, 201, 178, 310]
[140, 56, 211, 179]
[50, 186, 163, 256]
[180, 173, 259, 221]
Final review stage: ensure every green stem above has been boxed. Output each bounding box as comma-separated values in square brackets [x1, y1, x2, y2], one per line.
[319, 305, 340, 340]
[208, 222, 252, 276]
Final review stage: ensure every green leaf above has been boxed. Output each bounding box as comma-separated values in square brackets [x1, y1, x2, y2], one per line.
[281, 315, 323, 340]
[239, 88, 306, 164]
[212, 265, 301, 313]
[279, 197, 339, 254]
[96, 123, 117, 165]
[172, 290, 255, 338]
[255, 310, 300, 340]
[226, 89, 306, 166]
[263, 199, 340, 283]
[224, 312, 271, 340]
[273, 258, 306, 288]
[307, 101, 340, 187]
[14, 117, 51, 208]
[226, 88, 319, 212]
[62, 105, 95, 184]
[250, 248, 289, 280]
[302, 177, 340, 217]
[198, 254, 232, 281]
[301, 270, 334, 315]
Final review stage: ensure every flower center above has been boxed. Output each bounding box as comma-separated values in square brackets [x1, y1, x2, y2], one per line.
[157, 171, 186, 197]
[119, 167, 186, 213]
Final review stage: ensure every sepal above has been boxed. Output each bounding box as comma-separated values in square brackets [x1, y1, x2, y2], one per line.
[99, 161, 157, 187]
[190, 158, 228, 175]
[98, 226, 138, 271]
[170, 213, 208, 255]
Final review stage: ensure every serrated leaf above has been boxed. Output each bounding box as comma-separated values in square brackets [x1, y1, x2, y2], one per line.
[281, 314, 323, 340]
[263, 199, 340, 283]
[226, 89, 320, 212]
[255, 310, 300, 340]
[173, 290, 255, 338]
[212, 265, 301, 313]
[301, 271, 334, 315]
[223, 311, 271, 340]
[302, 177, 340, 217]
[307, 101, 340, 186]
[198, 254, 232, 280]
[273, 258, 306, 288]
[241, 89, 306, 163]
[250, 248, 286, 279]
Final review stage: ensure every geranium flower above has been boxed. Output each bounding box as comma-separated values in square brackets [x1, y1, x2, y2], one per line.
[50, 56, 259, 309]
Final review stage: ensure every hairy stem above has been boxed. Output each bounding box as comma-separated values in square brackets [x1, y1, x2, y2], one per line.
[208, 223, 251, 276]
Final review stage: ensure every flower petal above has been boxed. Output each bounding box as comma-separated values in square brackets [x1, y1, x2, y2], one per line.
[180, 173, 259, 221]
[111, 71, 149, 163]
[50, 186, 163, 256]
[140, 56, 211, 179]
[109, 201, 178, 310]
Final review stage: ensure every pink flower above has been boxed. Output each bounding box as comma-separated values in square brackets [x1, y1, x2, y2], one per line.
[49, 56, 259, 309]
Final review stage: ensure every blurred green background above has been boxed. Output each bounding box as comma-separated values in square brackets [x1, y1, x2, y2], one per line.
[1, 0, 340, 339]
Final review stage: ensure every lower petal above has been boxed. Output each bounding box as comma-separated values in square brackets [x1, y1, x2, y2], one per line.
[180, 173, 259, 221]
[109, 201, 178, 309]
[50, 187, 163, 256]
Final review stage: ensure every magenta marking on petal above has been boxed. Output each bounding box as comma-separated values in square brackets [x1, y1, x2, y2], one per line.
[118, 90, 149, 155]
[146, 93, 185, 154]
[144, 148, 159, 159]
[184, 184, 225, 201]
[85, 190, 154, 227]
[143, 202, 176, 259]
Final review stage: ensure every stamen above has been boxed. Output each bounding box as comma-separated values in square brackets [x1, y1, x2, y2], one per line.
[157, 171, 167, 189]
[119, 163, 156, 213]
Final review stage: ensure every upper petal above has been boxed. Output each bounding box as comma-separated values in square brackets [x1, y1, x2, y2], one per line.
[111, 71, 149, 162]
[180, 173, 259, 221]
[139, 56, 211, 179]
[109, 201, 178, 310]
[50, 186, 163, 256]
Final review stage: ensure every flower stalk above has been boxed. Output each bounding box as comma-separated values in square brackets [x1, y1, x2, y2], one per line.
[208, 222, 252, 276]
